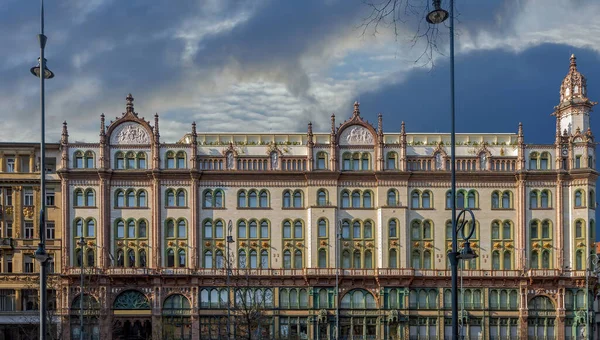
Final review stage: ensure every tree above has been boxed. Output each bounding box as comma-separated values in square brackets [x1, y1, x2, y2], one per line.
[15, 273, 64, 340]
[361, 0, 456, 67]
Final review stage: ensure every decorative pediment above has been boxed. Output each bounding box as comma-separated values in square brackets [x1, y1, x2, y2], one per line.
[105, 94, 155, 145]
[336, 102, 377, 146]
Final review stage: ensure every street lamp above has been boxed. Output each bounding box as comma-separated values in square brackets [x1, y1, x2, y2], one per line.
[425, 0, 463, 338]
[226, 220, 235, 339]
[31, 0, 55, 339]
[77, 236, 86, 340]
[335, 220, 342, 340]
[586, 253, 600, 340]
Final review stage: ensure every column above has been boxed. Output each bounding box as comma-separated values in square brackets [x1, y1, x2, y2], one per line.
[190, 177, 198, 268]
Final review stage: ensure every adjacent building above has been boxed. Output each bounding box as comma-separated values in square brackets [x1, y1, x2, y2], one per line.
[0, 55, 597, 340]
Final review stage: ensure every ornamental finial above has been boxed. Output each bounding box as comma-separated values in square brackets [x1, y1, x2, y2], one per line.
[61, 121, 68, 144]
[401, 121, 406, 135]
[126, 93, 134, 113]
[353, 101, 360, 117]
[377, 113, 383, 135]
[570, 54, 577, 70]
[100, 114, 106, 136]
[330, 114, 336, 135]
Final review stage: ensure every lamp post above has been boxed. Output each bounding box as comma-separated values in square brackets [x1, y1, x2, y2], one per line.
[226, 220, 235, 339]
[425, 0, 464, 338]
[335, 220, 342, 340]
[77, 236, 86, 340]
[586, 253, 599, 340]
[31, 0, 55, 339]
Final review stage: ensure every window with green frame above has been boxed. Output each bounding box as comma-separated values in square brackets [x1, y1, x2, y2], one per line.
[384, 288, 407, 309]
[279, 288, 309, 309]
[489, 289, 518, 310]
[410, 219, 433, 269]
[408, 289, 438, 309]
[339, 219, 375, 269]
[444, 288, 482, 309]
[237, 219, 270, 269]
[530, 219, 553, 269]
[282, 219, 304, 269]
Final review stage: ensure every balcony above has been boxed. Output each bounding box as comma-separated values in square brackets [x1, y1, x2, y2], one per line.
[0, 238, 13, 249]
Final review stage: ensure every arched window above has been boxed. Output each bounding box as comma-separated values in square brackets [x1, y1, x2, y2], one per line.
[138, 220, 147, 238]
[293, 220, 303, 238]
[502, 191, 511, 208]
[503, 251, 512, 270]
[260, 250, 269, 268]
[259, 190, 269, 207]
[316, 152, 327, 170]
[127, 249, 135, 267]
[176, 151, 186, 168]
[137, 152, 146, 169]
[342, 250, 351, 268]
[283, 250, 291, 269]
[446, 191, 452, 209]
[260, 220, 269, 238]
[127, 190, 135, 207]
[238, 191, 246, 207]
[318, 249, 327, 268]
[361, 153, 370, 170]
[575, 190, 584, 207]
[115, 152, 125, 169]
[575, 220, 584, 238]
[282, 220, 292, 239]
[138, 190, 147, 207]
[342, 153, 351, 170]
[166, 220, 175, 238]
[576, 250, 583, 270]
[293, 190, 302, 207]
[387, 152, 397, 170]
[529, 152, 539, 170]
[411, 191, 420, 209]
[116, 220, 124, 238]
[166, 151, 175, 169]
[249, 220, 258, 238]
[127, 220, 135, 238]
[341, 190, 350, 208]
[74, 189, 84, 207]
[74, 151, 84, 168]
[352, 191, 360, 207]
[541, 190, 550, 208]
[389, 249, 398, 268]
[238, 220, 247, 238]
[389, 219, 397, 238]
[215, 251, 224, 268]
[457, 191, 465, 209]
[353, 251, 361, 269]
[363, 191, 372, 208]
[139, 249, 146, 267]
[166, 189, 175, 207]
[248, 190, 258, 207]
[126, 152, 135, 169]
[282, 190, 291, 208]
[249, 250, 257, 269]
[74, 218, 84, 238]
[422, 191, 431, 208]
[530, 190, 538, 208]
[317, 189, 328, 206]
[176, 190, 186, 207]
[116, 190, 125, 207]
[177, 220, 186, 238]
[86, 151, 97, 169]
[341, 220, 350, 239]
[540, 152, 550, 169]
[116, 249, 124, 267]
[86, 219, 95, 237]
[491, 191, 500, 209]
[294, 250, 302, 268]
[215, 220, 224, 238]
[387, 189, 398, 206]
[467, 191, 477, 208]
[364, 250, 373, 268]
[204, 190, 213, 208]
[214, 190, 223, 207]
[239, 250, 247, 268]
[178, 249, 186, 267]
[492, 251, 500, 270]
[85, 189, 94, 207]
[352, 153, 360, 170]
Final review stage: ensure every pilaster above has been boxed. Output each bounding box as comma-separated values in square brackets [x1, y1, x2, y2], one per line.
[556, 175, 564, 269]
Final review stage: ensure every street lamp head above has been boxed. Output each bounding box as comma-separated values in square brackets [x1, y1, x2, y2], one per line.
[457, 241, 478, 260]
[30, 57, 54, 79]
[226, 236, 234, 243]
[77, 236, 86, 247]
[426, 0, 449, 24]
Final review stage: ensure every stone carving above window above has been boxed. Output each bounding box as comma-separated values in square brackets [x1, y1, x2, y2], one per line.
[339, 125, 374, 145]
[111, 122, 150, 145]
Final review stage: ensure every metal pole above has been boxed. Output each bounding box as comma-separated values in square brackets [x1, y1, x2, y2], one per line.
[335, 220, 341, 340]
[80, 236, 84, 340]
[586, 254, 597, 340]
[226, 220, 233, 340]
[449, 1, 459, 339]
[38, 0, 48, 338]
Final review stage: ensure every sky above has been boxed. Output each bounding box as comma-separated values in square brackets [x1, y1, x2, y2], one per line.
[1, 0, 600, 146]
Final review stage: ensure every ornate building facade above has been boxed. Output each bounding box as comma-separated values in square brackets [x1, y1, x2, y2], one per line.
[0, 56, 597, 340]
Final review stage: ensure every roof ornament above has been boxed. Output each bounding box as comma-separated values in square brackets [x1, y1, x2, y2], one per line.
[330, 113, 336, 135]
[377, 113, 383, 137]
[126, 93, 135, 114]
[353, 101, 360, 117]
[154, 113, 160, 142]
[191, 122, 197, 145]
[307, 122, 314, 146]
[100, 114, 106, 136]
[401, 121, 406, 135]
[518, 122, 523, 137]
[61, 121, 68, 144]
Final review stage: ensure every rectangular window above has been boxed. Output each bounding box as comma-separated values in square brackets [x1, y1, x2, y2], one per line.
[5, 189, 11, 206]
[24, 256, 34, 273]
[6, 222, 12, 238]
[5, 257, 12, 273]
[116, 158, 125, 169]
[6, 158, 14, 173]
[20, 157, 30, 173]
[46, 222, 55, 240]
[0, 289, 15, 311]
[24, 222, 34, 239]
[45, 189, 55, 206]
[24, 189, 34, 206]
[167, 158, 175, 169]
[575, 156, 581, 169]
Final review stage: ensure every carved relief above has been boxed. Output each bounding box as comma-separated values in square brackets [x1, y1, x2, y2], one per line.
[339, 125, 374, 145]
[23, 206, 34, 219]
[111, 123, 150, 145]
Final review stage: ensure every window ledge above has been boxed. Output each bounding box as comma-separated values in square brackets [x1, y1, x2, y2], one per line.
[237, 207, 272, 210]
[202, 207, 227, 210]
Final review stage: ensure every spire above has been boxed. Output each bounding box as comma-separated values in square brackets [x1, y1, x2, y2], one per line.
[570, 54, 577, 72]
[401, 121, 406, 135]
[191, 122, 197, 145]
[330, 114, 336, 135]
[377, 113, 383, 137]
[126, 93, 135, 114]
[154, 113, 160, 143]
[61, 121, 68, 144]
[518, 122, 524, 145]
[353, 101, 360, 117]
[560, 54, 588, 102]
[307, 122, 314, 146]
[100, 113, 106, 135]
